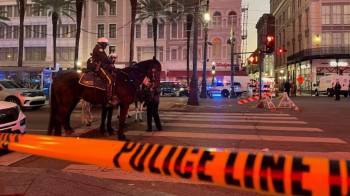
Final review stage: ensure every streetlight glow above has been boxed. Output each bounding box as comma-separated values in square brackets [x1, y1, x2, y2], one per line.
[204, 12, 210, 22]
[77, 61, 82, 67]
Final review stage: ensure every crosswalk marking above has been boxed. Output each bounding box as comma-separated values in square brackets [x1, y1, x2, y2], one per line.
[162, 112, 291, 117]
[161, 114, 298, 120]
[161, 117, 307, 124]
[125, 131, 345, 144]
[162, 122, 323, 132]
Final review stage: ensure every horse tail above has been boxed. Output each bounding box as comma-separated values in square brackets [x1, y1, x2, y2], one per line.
[48, 82, 56, 135]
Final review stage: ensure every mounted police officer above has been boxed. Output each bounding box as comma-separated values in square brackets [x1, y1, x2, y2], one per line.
[87, 37, 118, 106]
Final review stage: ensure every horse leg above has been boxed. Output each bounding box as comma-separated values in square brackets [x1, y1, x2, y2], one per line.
[64, 99, 80, 132]
[140, 102, 144, 122]
[134, 102, 139, 122]
[117, 104, 129, 141]
[100, 105, 108, 134]
[106, 107, 115, 135]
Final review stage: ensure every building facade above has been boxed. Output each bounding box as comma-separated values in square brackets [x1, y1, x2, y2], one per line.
[255, 13, 275, 82]
[0, 0, 242, 83]
[271, 0, 350, 94]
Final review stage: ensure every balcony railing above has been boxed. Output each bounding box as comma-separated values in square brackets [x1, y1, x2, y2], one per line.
[287, 47, 350, 63]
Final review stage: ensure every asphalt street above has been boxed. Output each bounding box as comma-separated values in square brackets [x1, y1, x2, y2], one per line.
[1, 96, 350, 195]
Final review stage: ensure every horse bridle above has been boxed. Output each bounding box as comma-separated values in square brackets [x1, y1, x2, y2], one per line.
[114, 68, 145, 88]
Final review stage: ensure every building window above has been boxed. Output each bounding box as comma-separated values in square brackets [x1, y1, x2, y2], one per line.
[322, 5, 331, 25]
[25, 25, 32, 38]
[158, 23, 164, 39]
[212, 37, 222, 59]
[25, 4, 32, 16]
[6, 6, 12, 18]
[344, 32, 350, 46]
[109, 46, 116, 54]
[321, 32, 331, 47]
[135, 24, 141, 38]
[109, 24, 116, 38]
[227, 11, 237, 27]
[40, 7, 47, 16]
[182, 48, 187, 60]
[159, 47, 163, 62]
[171, 22, 177, 39]
[137, 47, 142, 62]
[25, 47, 46, 61]
[97, 24, 104, 38]
[147, 24, 153, 38]
[344, 5, 350, 24]
[61, 25, 69, 38]
[33, 25, 40, 38]
[13, 26, 19, 39]
[333, 32, 342, 46]
[171, 48, 177, 61]
[213, 11, 222, 26]
[41, 25, 47, 38]
[98, 1, 105, 16]
[0, 48, 18, 61]
[6, 26, 12, 39]
[13, 5, 19, 17]
[32, 5, 40, 16]
[332, 5, 342, 24]
[0, 26, 5, 39]
[109, 1, 116, 15]
[70, 24, 76, 38]
[57, 47, 74, 61]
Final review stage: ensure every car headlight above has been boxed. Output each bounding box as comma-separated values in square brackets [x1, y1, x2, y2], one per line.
[20, 92, 32, 97]
[179, 87, 184, 91]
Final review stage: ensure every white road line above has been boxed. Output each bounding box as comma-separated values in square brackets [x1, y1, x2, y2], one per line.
[160, 114, 298, 120]
[160, 117, 307, 124]
[126, 131, 345, 144]
[162, 112, 291, 117]
[0, 152, 31, 166]
[162, 122, 322, 132]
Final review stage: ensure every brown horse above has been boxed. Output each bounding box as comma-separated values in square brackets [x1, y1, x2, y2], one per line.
[48, 58, 162, 140]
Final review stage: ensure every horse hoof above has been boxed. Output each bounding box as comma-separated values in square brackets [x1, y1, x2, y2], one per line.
[118, 134, 127, 141]
[65, 130, 74, 136]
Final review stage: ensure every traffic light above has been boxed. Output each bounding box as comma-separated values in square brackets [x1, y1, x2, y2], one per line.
[248, 55, 258, 64]
[277, 47, 287, 55]
[265, 35, 274, 54]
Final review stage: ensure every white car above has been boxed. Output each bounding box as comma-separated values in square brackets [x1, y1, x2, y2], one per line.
[0, 101, 26, 134]
[0, 80, 46, 110]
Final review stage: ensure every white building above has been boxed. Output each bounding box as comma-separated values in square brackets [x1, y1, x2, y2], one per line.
[0, 0, 243, 82]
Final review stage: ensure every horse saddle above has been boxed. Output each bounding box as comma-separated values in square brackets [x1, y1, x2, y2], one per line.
[79, 72, 106, 91]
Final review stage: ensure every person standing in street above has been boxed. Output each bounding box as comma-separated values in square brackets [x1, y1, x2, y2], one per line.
[284, 81, 291, 96]
[334, 80, 342, 101]
[145, 68, 162, 132]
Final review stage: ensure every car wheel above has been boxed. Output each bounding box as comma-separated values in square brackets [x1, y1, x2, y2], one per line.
[221, 90, 229, 98]
[344, 93, 348, 98]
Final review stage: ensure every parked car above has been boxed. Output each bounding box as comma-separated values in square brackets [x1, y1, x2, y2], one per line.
[160, 81, 188, 97]
[0, 80, 46, 110]
[314, 75, 349, 97]
[207, 82, 242, 98]
[0, 101, 26, 133]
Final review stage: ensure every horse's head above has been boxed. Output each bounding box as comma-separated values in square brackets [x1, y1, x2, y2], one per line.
[135, 57, 162, 87]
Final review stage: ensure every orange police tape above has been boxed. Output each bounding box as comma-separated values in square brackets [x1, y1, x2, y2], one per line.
[1, 132, 349, 195]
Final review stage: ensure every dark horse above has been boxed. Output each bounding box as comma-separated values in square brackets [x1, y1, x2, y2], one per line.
[48, 59, 162, 140]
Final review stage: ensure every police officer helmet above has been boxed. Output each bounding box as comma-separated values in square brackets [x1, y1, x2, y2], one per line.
[97, 37, 109, 48]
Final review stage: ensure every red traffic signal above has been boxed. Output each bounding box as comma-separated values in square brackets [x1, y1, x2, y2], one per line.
[265, 35, 275, 54]
[277, 48, 287, 55]
[248, 55, 258, 64]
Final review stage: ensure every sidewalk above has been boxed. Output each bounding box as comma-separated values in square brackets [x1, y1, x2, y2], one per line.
[0, 166, 172, 196]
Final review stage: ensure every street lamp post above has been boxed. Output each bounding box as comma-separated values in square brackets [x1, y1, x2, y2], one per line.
[200, 1, 210, 99]
[211, 62, 216, 85]
[228, 29, 236, 98]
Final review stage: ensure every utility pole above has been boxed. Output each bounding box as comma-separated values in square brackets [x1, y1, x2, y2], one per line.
[187, 0, 200, 106]
[200, 0, 210, 99]
[229, 29, 236, 98]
